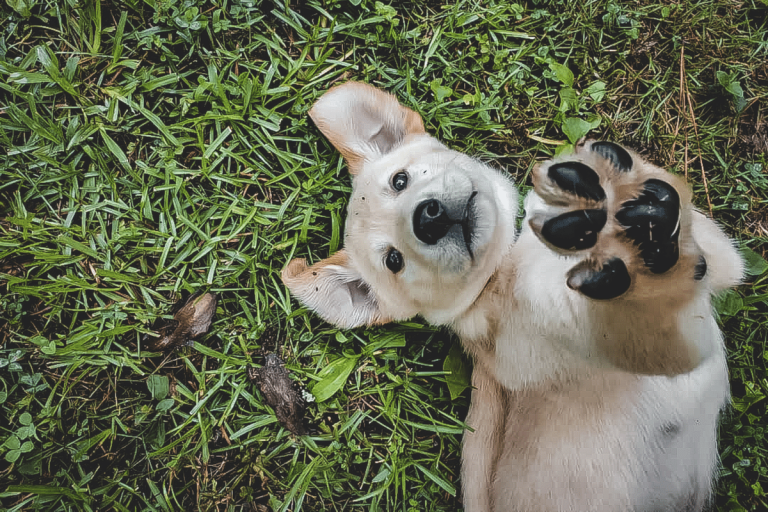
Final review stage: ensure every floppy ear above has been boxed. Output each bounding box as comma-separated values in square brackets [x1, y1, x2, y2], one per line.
[309, 81, 426, 174]
[281, 251, 390, 329]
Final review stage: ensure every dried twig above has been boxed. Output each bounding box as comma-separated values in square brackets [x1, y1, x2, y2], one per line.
[677, 44, 713, 215]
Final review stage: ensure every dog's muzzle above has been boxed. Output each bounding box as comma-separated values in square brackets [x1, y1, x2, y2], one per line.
[413, 192, 477, 257]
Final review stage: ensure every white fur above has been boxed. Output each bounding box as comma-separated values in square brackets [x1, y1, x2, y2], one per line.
[283, 82, 744, 512]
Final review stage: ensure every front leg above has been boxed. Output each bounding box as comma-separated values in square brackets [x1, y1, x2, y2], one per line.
[461, 361, 504, 512]
[526, 141, 742, 375]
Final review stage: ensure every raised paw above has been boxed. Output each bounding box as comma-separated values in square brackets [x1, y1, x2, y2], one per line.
[529, 140, 702, 300]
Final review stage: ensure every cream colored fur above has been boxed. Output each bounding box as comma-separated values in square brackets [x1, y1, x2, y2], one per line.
[282, 81, 744, 512]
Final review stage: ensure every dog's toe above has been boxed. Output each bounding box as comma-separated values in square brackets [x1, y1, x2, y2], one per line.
[537, 209, 607, 251]
[567, 257, 632, 300]
[589, 141, 633, 173]
[547, 162, 607, 201]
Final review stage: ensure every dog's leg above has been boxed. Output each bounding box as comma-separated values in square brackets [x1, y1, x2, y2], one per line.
[461, 361, 504, 512]
[525, 140, 743, 375]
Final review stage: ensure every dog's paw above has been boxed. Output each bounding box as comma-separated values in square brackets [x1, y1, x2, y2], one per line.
[529, 141, 701, 300]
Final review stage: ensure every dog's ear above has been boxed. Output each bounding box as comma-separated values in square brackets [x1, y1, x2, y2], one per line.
[309, 81, 425, 175]
[281, 251, 390, 329]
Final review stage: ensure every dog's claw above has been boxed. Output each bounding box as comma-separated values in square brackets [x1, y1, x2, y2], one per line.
[694, 256, 707, 281]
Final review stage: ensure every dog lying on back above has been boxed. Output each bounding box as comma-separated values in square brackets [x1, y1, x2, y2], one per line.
[282, 82, 743, 511]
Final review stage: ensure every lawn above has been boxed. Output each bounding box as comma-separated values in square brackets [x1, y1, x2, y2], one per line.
[0, 0, 767, 510]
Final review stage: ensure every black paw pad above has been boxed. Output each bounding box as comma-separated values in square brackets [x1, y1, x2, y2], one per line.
[548, 162, 606, 201]
[541, 209, 607, 250]
[637, 239, 680, 274]
[694, 256, 707, 281]
[568, 257, 631, 300]
[616, 179, 680, 274]
[591, 141, 633, 172]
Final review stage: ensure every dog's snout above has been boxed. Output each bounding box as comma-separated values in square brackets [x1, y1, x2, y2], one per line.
[414, 199, 453, 245]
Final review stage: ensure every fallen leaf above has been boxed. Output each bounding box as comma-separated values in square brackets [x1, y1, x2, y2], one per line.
[247, 354, 307, 435]
[146, 291, 217, 351]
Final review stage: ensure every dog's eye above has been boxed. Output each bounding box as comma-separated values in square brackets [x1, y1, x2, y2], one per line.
[385, 249, 403, 273]
[391, 171, 408, 192]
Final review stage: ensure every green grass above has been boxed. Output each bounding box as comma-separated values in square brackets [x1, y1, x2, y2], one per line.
[0, 0, 766, 510]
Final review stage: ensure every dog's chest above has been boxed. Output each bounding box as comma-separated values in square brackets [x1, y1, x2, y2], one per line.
[490, 360, 729, 511]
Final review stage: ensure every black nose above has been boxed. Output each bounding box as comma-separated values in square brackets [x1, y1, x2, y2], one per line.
[413, 199, 453, 244]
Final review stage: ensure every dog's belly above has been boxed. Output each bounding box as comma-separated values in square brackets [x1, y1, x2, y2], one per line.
[483, 352, 729, 512]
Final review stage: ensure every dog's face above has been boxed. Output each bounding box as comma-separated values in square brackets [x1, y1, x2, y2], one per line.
[282, 82, 518, 328]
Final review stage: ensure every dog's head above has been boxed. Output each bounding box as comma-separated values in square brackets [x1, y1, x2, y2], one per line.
[282, 82, 518, 328]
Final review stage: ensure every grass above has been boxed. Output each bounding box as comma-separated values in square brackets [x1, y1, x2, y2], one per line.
[0, 0, 766, 510]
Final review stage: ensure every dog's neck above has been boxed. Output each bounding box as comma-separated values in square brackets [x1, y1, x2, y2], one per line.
[447, 264, 514, 341]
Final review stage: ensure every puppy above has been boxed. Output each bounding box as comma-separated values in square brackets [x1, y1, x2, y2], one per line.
[282, 81, 744, 511]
